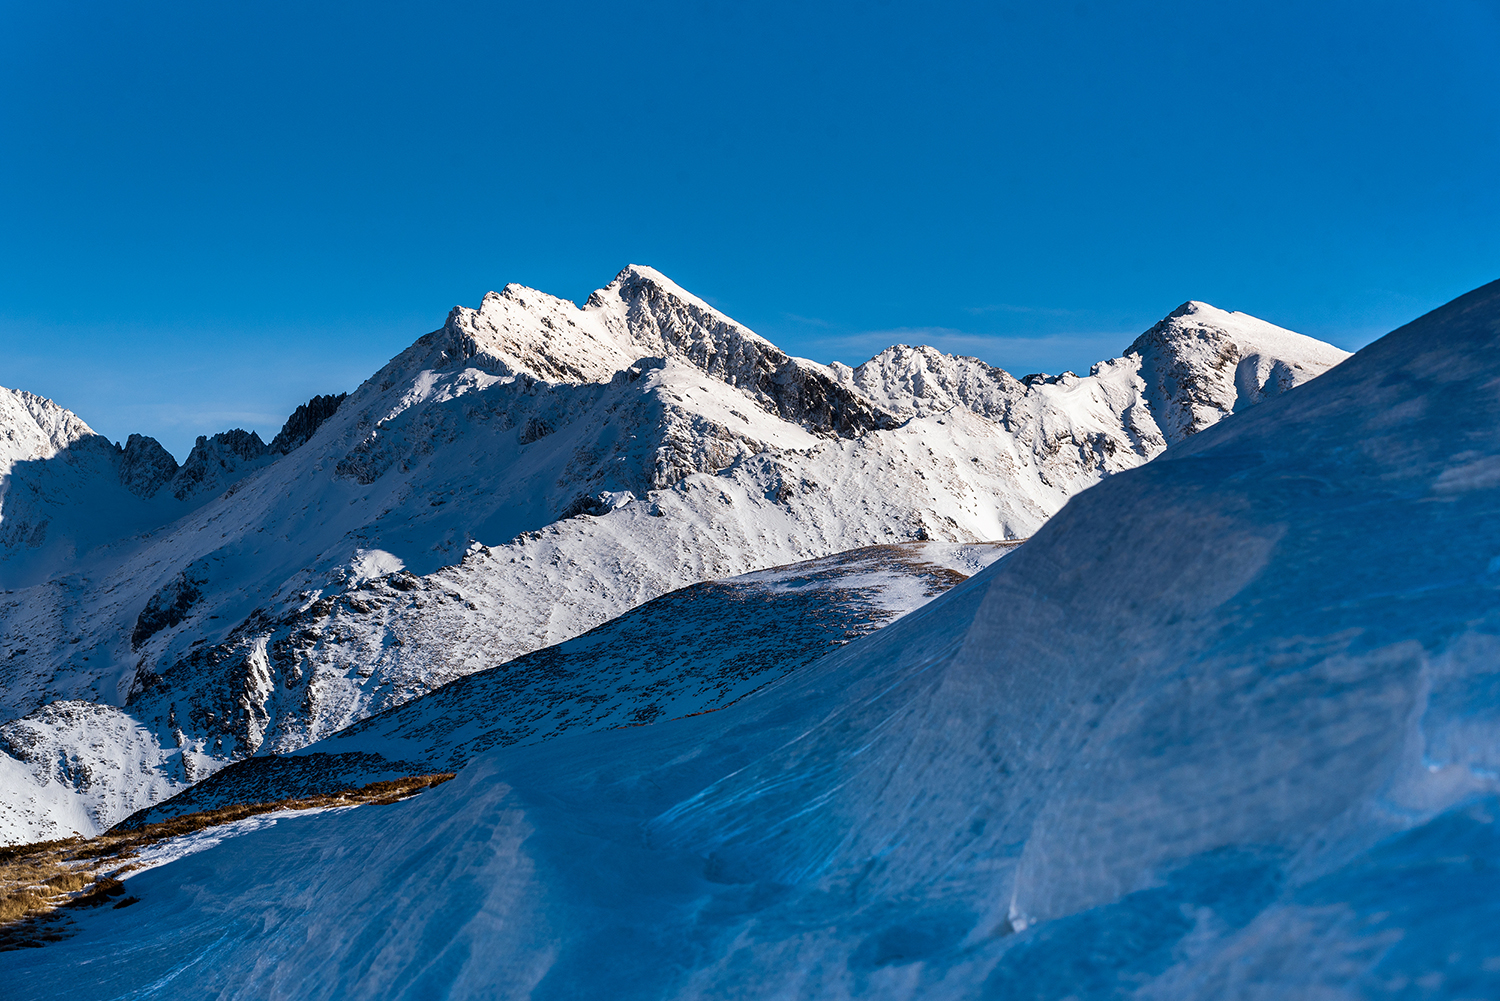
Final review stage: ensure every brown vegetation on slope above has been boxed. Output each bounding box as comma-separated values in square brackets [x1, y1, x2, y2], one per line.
[0, 773, 454, 951]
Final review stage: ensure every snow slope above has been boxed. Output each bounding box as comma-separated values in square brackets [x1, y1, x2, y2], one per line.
[116, 540, 1016, 826]
[4, 277, 1496, 998]
[0, 267, 1347, 842]
[0, 702, 201, 842]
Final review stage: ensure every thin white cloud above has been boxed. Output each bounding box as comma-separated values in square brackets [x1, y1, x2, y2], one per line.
[780, 312, 834, 328]
[962, 303, 1077, 317]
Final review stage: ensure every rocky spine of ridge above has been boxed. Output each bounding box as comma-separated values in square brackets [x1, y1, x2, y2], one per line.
[596, 267, 900, 436]
[832, 345, 1027, 423]
[269, 393, 347, 454]
[0, 387, 98, 469]
[171, 429, 271, 501]
[836, 302, 1351, 459]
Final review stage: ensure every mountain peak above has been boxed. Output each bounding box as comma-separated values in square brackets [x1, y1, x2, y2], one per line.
[585, 264, 716, 316]
[1139, 300, 1341, 355]
[0, 387, 98, 472]
[1165, 299, 1218, 319]
[607, 264, 711, 307]
[1128, 300, 1351, 444]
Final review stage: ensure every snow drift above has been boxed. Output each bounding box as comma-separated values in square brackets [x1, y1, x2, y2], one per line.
[7, 280, 1497, 997]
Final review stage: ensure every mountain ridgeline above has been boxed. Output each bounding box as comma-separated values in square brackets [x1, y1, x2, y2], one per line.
[4, 388, 345, 504]
[0, 266, 1349, 844]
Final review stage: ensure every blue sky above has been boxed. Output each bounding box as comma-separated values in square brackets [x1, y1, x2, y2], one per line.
[2, 0, 1498, 458]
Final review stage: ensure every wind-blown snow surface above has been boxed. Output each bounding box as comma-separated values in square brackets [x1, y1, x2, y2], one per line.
[9, 281, 1498, 998]
[0, 268, 1347, 841]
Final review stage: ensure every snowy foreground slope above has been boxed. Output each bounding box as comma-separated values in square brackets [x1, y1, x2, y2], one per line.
[9, 281, 1498, 998]
[0, 268, 1346, 841]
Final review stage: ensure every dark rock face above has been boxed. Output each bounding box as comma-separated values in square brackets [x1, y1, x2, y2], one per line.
[517, 415, 553, 444]
[118, 434, 179, 498]
[269, 393, 347, 454]
[560, 493, 613, 519]
[172, 429, 269, 501]
[131, 567, 206, 648]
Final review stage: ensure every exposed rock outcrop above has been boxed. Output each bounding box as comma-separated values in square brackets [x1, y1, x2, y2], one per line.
[118, 434, 178, 498]
[131, 563, 208, 648]
[269, 394, 347, 455]
[171, 429, 271, 501]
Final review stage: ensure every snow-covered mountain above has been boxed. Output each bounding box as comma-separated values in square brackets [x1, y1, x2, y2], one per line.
[6, 278, 1495, 999]
[0, 266, 1347, 843]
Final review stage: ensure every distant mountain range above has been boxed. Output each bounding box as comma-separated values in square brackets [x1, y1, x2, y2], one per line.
[0, 266, 1348, 843]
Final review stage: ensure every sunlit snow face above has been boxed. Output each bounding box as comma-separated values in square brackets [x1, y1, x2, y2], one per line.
[341, 548, 406, 587]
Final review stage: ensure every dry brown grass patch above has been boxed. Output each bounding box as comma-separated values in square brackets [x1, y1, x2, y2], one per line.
[0, 891, 51, 924]
[0, 772, 454, 950]
[43, 871, 89, 892]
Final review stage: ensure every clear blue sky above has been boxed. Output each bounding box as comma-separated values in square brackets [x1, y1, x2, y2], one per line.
[3, 0, 1498, 458]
